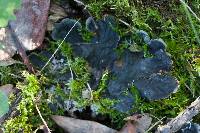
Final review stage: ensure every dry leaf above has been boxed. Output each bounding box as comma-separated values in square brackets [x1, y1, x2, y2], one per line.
[47, 3, 67, 31]
[120, 114, 152, 133]
[33, 125, 50, 133]
[51, 115, 117, 133]
[0, 0, 50, 61]
[119, 121, 137, 133]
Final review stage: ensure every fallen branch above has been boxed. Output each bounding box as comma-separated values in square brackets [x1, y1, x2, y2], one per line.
[156, 96, 200, 133]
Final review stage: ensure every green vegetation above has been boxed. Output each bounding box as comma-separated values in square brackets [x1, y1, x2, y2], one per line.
[0, 0, 21, 27]
[3, 72, 58, 132]
[86, 0, 137, 22]
[0, 64, 25, 84]
[4, 72, 41, 132]
[60, 43, 118, 111]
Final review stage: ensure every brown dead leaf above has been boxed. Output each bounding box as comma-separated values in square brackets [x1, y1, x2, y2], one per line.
[120, 114, 152, 133]
[47, 3, 67, 31]
[51, 115, 117, 133]
[119, 121, 137, 133]
[0, 0, 50, 61]
[33, 125, 50, 133]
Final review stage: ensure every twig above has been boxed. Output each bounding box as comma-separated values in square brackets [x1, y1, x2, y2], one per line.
[119, 19, 131, 27]
[180, 0, 200, 45]
[35, 104, 51, 133]
[145, 117, 165, 133]
[184, 83, 194, 97]
[179, 0, 200, 23]
[66, 56, 74, 110]
[66, 56, 74, 80]
[156, 96, 200, 133]
[87, 82, 93, 100]
[40, 19, 80, 72]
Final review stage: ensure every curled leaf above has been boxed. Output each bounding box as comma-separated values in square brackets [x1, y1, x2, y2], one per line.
[0, 0, 50, 61]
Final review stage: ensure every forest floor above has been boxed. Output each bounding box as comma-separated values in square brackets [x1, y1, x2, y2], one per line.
[0, 0, 200, 133]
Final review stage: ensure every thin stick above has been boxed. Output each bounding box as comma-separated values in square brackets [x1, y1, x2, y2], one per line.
[119, 19, 131, 27]
[180, 0, 200, 23]
[156, 96, 200, 133]
[66, 56, 74, 80]
[87, 83, 93, 100]
[180, 0, 200, 45]
[66, 56, 74, 110]
[40, 19, 80, 72]
[35, 104, 51, 133]
[145, 117, 165, 133]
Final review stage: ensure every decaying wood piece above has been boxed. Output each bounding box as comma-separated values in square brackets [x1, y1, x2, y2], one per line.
[51, 115, 117, 133]
[156, 96, 200, 133]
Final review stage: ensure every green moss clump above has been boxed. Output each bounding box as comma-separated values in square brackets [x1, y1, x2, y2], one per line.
[81, 27, 94, 42]
[0, 64, 25, 85]
[0, 67, 13, 85]
[4, 72, 40, 132]
[85, 0, 137, 23]
[3, 72, 57, 133]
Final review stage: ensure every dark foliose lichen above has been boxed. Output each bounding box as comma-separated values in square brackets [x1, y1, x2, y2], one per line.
[177, 123, 200, 133]
[50, 15, 179, 113]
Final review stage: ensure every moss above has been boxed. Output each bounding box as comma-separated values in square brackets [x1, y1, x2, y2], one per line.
[81, 27, 94, 42]
[94, 70, 109, 97]
[48, 46, 124, 127]
[132, 87, 190, 118]
[0, 66, 13, 85]
[0, 64, 25, 85]
[3, 72, 58, 133]
[85, 0, 138, 24]
[3, 72, 41, 132]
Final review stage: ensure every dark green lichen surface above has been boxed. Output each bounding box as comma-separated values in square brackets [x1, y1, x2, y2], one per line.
[50, 15, 178, 112]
